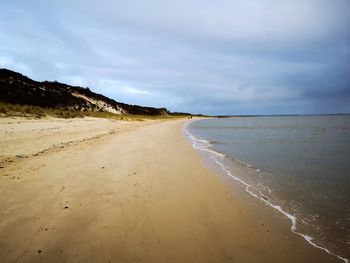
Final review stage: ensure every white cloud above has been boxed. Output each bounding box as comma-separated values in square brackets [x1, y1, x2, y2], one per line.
[119, 86, 150, 95]
[0, 55, 32, 76]
[98, 79, 150, 96]
[92, 0, 349, 43]
[59, 75, 86, 87]
[0, 0, 349, 114]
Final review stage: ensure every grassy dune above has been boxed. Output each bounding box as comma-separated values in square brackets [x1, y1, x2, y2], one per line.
[0, 102, 187, 121]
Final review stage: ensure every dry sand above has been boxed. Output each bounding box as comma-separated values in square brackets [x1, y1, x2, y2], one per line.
[0, 117, 339, 262]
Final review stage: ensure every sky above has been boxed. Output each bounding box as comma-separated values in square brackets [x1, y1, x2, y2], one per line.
[1, 0, 350, 115]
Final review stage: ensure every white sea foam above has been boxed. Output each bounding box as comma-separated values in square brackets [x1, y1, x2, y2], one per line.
[183, 121, 225, 157]
[183, 120, 349, 263]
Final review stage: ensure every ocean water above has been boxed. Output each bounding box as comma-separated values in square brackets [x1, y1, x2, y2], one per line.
[185, 115, 350, 262]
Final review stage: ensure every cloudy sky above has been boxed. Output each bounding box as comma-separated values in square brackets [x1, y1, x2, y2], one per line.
[1, 0, 350, 115]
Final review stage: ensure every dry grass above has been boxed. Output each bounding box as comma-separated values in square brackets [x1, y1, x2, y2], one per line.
[0, 102, 83, 118]
[0, 102, 186, 121]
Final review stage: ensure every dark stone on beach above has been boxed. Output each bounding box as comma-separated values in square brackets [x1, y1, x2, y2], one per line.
[64, 206, 69, 209]
[38, 250, 42, 254]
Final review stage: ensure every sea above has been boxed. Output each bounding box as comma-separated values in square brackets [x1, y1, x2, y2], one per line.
[184, 115, 350, 262]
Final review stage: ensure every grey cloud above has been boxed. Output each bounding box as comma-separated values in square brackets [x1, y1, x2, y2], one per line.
[0, 0, 349, 114]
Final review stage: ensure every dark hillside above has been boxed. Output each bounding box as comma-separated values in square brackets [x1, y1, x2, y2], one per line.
[0, 68, 169, 115]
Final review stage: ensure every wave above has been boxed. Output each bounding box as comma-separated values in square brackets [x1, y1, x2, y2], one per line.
[183, 121, 225, 157]
[183, 120, 349, 263]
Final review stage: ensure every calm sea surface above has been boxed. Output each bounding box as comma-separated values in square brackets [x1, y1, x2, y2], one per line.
[186, 115, 350, 261]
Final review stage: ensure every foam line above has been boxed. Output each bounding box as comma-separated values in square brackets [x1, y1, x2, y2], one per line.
[183, 121, 349, 263]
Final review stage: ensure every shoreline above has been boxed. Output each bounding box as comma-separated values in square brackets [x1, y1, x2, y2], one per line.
[0, 117, 340, 262]
[184, 118, 349, 263]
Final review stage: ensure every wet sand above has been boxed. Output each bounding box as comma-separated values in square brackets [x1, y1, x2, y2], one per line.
[0, 117, 339, 262]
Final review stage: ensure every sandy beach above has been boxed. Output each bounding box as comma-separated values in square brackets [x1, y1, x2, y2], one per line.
[0, 117, 339, 263]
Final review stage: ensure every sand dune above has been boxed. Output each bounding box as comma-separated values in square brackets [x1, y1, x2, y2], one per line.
[0, 118, 338, 262]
